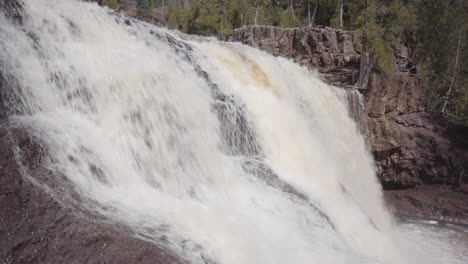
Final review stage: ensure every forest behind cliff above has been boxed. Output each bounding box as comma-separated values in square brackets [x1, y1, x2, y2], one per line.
[102, 0, 467, 129]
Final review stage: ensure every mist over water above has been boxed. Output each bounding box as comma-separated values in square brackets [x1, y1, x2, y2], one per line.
[1, 1, 467, 263]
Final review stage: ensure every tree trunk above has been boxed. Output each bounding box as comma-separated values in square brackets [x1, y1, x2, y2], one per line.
[221, 0, 227, 33]
[311, 2, 318, 27]
[458, 170, 465, 188]
[255, 5, 259, 26]
[308, 3, 311, 26]
[339, 0, 344, 29]
[441, 28, 463, 114]
[290, 0, 296, 22]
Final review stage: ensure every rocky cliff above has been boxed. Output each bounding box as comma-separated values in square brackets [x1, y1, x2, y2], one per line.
[229, 25, 362, 86]
[229, 25, 467, 188]
[229, 25, 468, 221]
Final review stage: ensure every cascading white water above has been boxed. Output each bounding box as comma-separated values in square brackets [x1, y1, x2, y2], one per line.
[1, 1, 467, 263]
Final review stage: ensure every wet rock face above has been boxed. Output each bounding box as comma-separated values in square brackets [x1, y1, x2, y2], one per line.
[385, 185, 468, 225]
[0, 2, 183, 262]
[229, 25, 468, 189]
[0, 125, 184, 264]
[0, 23, 181, 262]
[0, 0, 23, 24]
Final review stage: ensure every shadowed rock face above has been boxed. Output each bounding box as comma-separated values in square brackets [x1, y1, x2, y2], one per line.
[229, 25, 468, 190]
[364, 73, 467, 188]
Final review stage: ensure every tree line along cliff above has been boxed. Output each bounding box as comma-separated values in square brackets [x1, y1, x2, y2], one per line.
[101, 0, 467, 128]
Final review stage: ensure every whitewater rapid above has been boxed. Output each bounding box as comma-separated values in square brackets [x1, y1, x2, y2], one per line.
[1, 0, 467, 263]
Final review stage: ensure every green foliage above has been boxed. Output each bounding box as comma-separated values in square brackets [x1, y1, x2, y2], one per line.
[166, 0, 227, 35]
[227, 0, 251, 27]
[451, 80, 468, 126]
[361, 23, 394, 73]
[415, 0, 468, 125]
[167, 6, 190, 32]
[136, 0, 152, 19]
[382, 0, 415, 49]
[167, 0, 277, 35]
[103, 0, 120, 10]
[350, 0, 394, 73]
[252, 0, 275, 26]
[191, 0, 225, 35]
[330, 15, 339, 28]
[139, 0, 468, 126]
[280, 7, 297, 28]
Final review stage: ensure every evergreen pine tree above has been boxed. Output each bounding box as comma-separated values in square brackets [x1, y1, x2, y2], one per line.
[103, 0, 120, 9]
[136, 0, 152, 19]
[280, 6, 297, 27]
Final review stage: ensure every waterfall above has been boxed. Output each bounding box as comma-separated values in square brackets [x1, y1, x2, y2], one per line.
[1, 1, 467, 263]
[333, 87, 368, 137]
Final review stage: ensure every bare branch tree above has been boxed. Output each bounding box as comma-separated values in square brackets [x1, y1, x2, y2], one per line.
[339, 0, 344, 29]
[255, 5, 259, 25]
[290, 0, 296, 22]
[311, 1, 318, 27]
[441, 28, 463, 114]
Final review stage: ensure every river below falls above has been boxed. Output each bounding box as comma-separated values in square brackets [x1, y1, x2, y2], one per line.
[396, 218, 468, 263]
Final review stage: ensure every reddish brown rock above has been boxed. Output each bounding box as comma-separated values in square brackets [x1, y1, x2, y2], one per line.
[229, 25, 468, 191]
[385, 185, 468, 226]
[230, 26, 361, 85]
[0, 125, 184, 264]
[1, 43, 182, 263]
[364, 73, 467, 189]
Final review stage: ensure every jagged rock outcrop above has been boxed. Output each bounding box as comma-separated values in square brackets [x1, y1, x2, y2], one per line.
[229, 25, 468, 190]
[364, 73, 467, 188]
[230, 25, 361, 85]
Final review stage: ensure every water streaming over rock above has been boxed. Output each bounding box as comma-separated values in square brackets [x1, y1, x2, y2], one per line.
[333, 87, 368, 138]
[1, 1, 467, 263]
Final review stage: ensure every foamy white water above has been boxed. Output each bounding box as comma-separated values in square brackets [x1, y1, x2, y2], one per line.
[1, 1, 466, 263]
